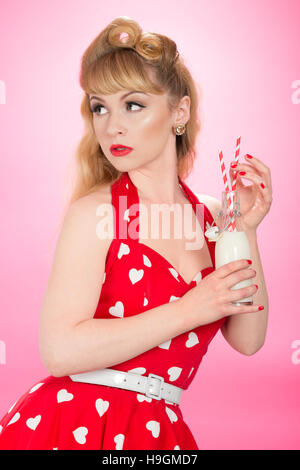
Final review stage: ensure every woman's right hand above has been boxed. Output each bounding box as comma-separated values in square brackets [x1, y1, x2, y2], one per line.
[180, 259, 260, 329]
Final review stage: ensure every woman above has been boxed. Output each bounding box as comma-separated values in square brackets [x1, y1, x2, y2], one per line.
[0, 16, 272, 450]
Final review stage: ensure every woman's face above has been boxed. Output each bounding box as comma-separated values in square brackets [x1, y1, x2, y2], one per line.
[89, 77, 190, 172]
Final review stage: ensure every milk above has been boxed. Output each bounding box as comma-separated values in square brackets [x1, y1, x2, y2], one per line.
[215, 230, 253, 305]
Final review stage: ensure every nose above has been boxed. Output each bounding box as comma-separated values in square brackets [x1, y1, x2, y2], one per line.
[105, 111, 127, 136]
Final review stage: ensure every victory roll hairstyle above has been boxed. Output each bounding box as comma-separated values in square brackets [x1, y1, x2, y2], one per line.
[65, 16, 202, 209]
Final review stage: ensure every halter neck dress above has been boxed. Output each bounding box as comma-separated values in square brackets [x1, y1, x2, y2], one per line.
[0, 171, 226, 450]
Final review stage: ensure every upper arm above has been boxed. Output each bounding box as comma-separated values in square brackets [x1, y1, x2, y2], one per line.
[39, 194, 113, 368]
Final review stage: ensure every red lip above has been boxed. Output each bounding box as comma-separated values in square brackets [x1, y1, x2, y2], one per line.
[110, 145, 133, 157]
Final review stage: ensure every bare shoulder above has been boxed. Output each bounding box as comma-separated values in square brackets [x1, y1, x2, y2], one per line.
[195, 193, 222, 220]
[62, 183, 114, 251]
[77, 182, 113, 208]
[39, 183, 115, 372]
[70, 183, 113, 221]
[41, 183, 114, 326]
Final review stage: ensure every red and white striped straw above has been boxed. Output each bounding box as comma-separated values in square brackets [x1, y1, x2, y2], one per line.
[229, 136, 241, 231]
[218, 150, 234, 231]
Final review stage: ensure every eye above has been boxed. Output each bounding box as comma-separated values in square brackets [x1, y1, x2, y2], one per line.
[90, 104, 106, 115]
[90, 101, 146, 115]
[126, 101, 145, 111]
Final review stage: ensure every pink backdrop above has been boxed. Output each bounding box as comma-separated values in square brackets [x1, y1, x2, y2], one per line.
[0, 0, 299, 450]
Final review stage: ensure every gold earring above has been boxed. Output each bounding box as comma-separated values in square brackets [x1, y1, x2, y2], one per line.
[173, 124, 186, 136]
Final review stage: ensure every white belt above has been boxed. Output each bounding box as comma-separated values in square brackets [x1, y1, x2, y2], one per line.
[69, 368, 183, 405]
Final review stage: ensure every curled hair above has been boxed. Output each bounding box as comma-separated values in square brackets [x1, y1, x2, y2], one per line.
[64, 16, 202, 213]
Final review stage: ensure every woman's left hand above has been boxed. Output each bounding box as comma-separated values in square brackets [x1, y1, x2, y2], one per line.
[229, 154, 273, 233]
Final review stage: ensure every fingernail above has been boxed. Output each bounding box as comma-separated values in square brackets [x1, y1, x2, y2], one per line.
[260, 183, 265, 189]
[230, 162, 238, 168]
[246, 154, 253, 159]
[258, 305, 264, 310]
[254, 284, 258, 289]
[247, 259, 252, 264]
[239, 171, 246, 175]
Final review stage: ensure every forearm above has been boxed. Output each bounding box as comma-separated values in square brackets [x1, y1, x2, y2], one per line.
[47, 298, 188, 377]
[223, 229, 269, 354]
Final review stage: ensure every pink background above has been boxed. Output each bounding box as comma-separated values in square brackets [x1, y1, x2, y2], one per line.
[1, 0, 299, 449]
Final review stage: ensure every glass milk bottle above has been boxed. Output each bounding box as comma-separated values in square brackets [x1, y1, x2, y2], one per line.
[215, 190, 253, 305]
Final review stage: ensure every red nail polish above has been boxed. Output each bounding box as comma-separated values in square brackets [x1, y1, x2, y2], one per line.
[239, 171, 246, 175]
[258, 305, 264, 310]
[246, 154, 253, 159]
[231, 163, 238, 168]
[260, 183, 265, 189]
[247, 259, 252, 264]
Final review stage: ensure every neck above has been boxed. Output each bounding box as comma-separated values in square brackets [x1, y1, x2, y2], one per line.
[128, 170, 184, 205]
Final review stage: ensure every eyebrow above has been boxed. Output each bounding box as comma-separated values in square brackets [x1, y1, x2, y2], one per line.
[89, 91, 148, 103]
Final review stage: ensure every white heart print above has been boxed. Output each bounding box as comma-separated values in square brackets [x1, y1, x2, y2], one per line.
[165, 406, 178, 423]
[158, 339, 172, 350]
[193, 271, 203, 285]
[146, 420, 160, 438]
[137, 394, 152, 403]
[124, 208, 130, 222]
[168, 366, 182, 382]
[143, 296, 148, 306]
[73, 426, 88, 445]
[143, 254, 152, 267]
[95, 398, 109, 417]
[29, 383, 44, 394]
[8, 401, 17, 413]
[118, 243, 130, 259]
[26, 415, 41, 431]
[109, 301, 124, 318]
[128, 367, 146, 375]
[169, 268, 180, 282]
[57, 389, 74, 403]
[114, 433, 125, 450]
[165, 399, 177, 405]
[129, 268, 144, 284]
[186, 332, 199, 348]
[7, 412, 20, 426]
[169, 295, 180, 302]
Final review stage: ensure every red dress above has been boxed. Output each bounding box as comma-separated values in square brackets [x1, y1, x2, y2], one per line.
[0, 171, 225, 450]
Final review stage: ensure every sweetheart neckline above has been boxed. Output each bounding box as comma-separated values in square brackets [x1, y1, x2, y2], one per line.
[138, 241, 214, 286]
[123, 171, 215, 286]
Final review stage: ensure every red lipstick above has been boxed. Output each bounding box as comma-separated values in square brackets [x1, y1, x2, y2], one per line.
[110, 144, 133, 156]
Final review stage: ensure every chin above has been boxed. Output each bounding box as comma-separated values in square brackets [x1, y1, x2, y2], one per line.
[110, 158, 142, 173]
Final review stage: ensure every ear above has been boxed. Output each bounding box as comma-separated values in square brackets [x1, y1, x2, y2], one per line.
[174, 95, 190, 124]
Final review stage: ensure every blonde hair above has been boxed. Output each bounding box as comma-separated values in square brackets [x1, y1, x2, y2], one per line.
[56, 17, 202, 241]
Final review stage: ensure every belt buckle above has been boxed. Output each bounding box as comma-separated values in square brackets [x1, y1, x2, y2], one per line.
[145, 373, 164, 400]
